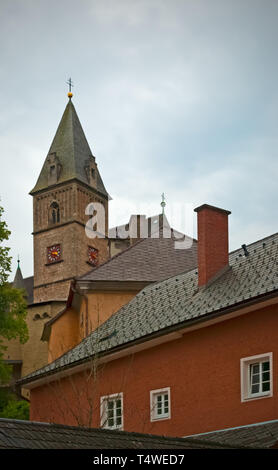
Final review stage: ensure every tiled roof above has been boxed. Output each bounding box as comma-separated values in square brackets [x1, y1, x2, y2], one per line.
[184, 419, 278, 449]
[78, 230, 197, 283]
[30, 100, 108, 197]
[0, 418, 235, 449]
[19, 232, 278, 386]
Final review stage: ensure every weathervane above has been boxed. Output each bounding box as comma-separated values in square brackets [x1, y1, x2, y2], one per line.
[160, 192, 166, 215]
[66, 77, 74, 98]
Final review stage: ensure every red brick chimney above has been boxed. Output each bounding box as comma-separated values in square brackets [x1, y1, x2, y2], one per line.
[194, 204, 231, 287]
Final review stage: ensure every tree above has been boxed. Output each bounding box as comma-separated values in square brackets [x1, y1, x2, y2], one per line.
[0, 204, 28, 383]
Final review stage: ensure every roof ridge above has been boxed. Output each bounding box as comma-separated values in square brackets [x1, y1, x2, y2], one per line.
[229, 230, 278, 255]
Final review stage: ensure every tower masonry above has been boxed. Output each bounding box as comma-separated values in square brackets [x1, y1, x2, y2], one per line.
[30, 96, 109, 303]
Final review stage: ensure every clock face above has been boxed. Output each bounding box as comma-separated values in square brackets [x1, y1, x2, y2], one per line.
[47, 244, 61, 263]
[88, 246, 98, 267]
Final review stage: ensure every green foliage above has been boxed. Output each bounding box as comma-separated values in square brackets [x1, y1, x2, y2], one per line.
[0, 395, 29, 420]
[0, 204, 28, 382]
[0, 388, 13, 410]
[0, 205, 11, 284]
[0, 388, 29, 421]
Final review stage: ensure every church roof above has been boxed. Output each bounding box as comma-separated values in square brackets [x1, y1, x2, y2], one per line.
[30, 99, 108, 197]
[18, 231, 278, 387]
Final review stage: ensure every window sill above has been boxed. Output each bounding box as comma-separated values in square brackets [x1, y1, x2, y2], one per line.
[151, 415, 171, 422]
[242, 393, 272, 403]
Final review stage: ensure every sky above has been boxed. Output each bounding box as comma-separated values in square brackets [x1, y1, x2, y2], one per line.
[0, 0, 278, 279]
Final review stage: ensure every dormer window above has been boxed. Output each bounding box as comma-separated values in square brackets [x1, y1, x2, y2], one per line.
[84, 156, 97, 187]
[50, 202, 60, 225]
[47, 152, 62, 185]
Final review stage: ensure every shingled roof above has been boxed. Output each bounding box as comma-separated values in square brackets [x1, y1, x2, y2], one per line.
[30, 99, 108, 197]
[19, 231, 278, 386]
[78, 229, 197, 284]
[0, 418, 241, 449]
[184, 419, 278, 449]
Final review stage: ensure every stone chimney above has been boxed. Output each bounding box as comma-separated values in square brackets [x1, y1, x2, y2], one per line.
[194, 204, 231, 287]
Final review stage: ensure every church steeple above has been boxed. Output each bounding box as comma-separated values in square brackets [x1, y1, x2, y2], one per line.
[30, 98, 108, 197]
[13, 257, 24, 290]
[31, 95, 109, 303]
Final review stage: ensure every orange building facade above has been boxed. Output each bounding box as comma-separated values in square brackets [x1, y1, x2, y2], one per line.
[29, 300, 278, 437]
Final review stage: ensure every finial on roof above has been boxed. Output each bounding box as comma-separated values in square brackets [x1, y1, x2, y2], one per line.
[160, 192, 166, 215]
[66, 77, 74, 99]
[17, 255, 20, 269]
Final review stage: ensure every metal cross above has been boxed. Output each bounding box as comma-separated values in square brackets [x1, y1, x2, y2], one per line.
[66, 77, 74, 93]
[160, 192, 166, 214]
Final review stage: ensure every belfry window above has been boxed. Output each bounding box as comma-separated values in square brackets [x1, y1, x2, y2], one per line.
[50, 202, 60, 225]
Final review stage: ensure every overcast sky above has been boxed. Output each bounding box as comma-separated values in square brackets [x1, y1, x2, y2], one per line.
[1, 0, 278, 280]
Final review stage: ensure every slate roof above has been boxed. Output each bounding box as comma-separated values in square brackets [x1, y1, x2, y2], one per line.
[78, 228, 197, 283]
[30, 99, 108, 197]
[0, 418, 235, 449]
[184, 419, 278, 449]
[19, 231, 278, 386]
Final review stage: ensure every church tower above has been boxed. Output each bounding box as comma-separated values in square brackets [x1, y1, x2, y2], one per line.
[30, 94, 109, 303]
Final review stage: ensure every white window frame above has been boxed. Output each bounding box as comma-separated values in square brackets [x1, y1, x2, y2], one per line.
[100, 392, 123, 430]
[240, 353, 273, 402]
[150, 387, 171, 422]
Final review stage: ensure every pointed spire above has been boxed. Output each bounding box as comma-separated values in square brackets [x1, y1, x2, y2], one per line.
[30, 99, 108, 197]
[13, 256, 24, 289]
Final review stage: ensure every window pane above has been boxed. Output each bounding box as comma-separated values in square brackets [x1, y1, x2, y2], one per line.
[251, 363, 260, 374]
[116, 416, 122, 426]
[262, 382, 270, 392]
[157, 395, 162, 403]
[251, 373, 260, 384]
[108, 418, 114, 427]
[262, 361, 270, 372]
[263, 372, 270, 382]
[251, 384, 260, 394]
[116, 407, 122, 416]
[116, 399, 121, 408]
[164, 406, 169, 414]
[108, 401, 114, 410]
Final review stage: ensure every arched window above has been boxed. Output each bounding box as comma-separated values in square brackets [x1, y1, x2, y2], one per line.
[50, 202, 60, 225]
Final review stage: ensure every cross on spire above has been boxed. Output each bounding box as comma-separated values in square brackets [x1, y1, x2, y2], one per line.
[66, 78, 74, 98]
